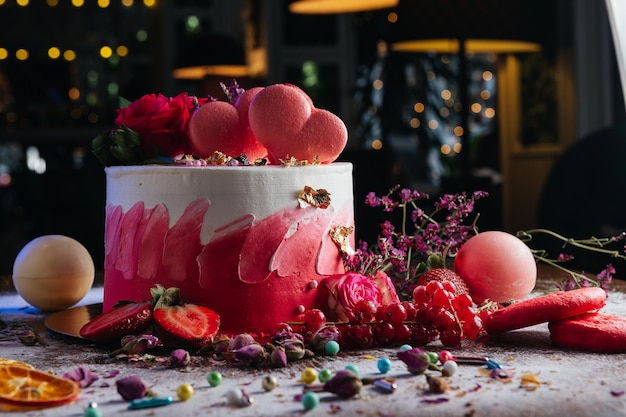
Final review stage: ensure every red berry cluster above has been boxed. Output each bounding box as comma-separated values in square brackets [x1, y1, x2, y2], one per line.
[411, 280, 483, 347]
[299, 281, 488, 349]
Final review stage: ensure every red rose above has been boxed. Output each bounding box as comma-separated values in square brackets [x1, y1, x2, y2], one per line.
[323, 272, 383, 322]
[115, 92, 195, 159]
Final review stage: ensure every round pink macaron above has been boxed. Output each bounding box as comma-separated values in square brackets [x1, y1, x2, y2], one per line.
[188, 87, 267, 160]
[248, 84, 347, 164]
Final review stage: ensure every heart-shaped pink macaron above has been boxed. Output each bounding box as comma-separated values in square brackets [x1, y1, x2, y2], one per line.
[248, 84, 348, 164]
[187, 87, 267, 160]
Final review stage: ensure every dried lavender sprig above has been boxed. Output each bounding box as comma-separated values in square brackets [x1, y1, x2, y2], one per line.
[517, 229, 626, 291]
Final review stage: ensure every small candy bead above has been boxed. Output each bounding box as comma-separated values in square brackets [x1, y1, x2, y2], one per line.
[84, 403, 102, 417]
[207, 371, 223, 387]
[439, 350, 455, 364]
[318, 369, 333, 382]
[300, 367, 318, 384]
[398, 344, 412, 351]
[301, 391, 320, 410]
[176, 383, 194, 401]
[377, 357, 392, 374]
[427, 351, 439, 364]
[325, 340, 340, 356]
[442, 360, 458, 377]
[226, 388, 243, 406]
[262, 375, 278, 392]
[344, 364, 360, 376]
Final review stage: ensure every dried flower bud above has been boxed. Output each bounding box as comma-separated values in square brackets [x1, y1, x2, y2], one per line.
[116, 376, 148, 401]
[323, 370, 363, 398]
[282, 340, 306, 361]
[397, 347, 439, 375]
[169, 348, 190, 368]
[309, 325, 341, 354]
[426, 374, 449, 393]
[269, 347, 288, 368]
[271, 331, 305, 361]
[120, 334, 162, 355]
[229, 333, 256, 351]
[211, 334, 231, 355]
[234, 343, 268, 367]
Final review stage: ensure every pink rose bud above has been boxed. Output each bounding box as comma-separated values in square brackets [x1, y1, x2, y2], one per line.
[234, 343, 268, 367]
[116, 376, 148, 401]
[169, 348, 190, 368]
[397, 347, 439, 375]
[120, 334, 162, 355]
[211, 334, 231, 355]
[322, 369, 363, 398]
[309, 325, 341, 354]
[229, 333, 256, 351]
[269, 347, 288, 368]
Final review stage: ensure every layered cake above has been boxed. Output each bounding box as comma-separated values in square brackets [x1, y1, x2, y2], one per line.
[96, 81, 355, 334]
[103, 163, 354, 333]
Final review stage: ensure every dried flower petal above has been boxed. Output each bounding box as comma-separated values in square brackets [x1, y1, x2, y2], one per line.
[63, 365, 99, 388]
[519, 372, 541, 391]
[116, 376, 148, 401]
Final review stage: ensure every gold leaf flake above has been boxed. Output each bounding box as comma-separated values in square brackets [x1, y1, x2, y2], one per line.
[298, 186, 331, 209]
[330, 225, 355, 255]
[519, 373, 541, 391]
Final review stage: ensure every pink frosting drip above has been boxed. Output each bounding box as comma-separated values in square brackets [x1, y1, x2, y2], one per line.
[103, 198, 354, 333]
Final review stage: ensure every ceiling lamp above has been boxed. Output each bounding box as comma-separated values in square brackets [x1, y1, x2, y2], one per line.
[392, 39, 541, 54]
[289, 0, 399, 14]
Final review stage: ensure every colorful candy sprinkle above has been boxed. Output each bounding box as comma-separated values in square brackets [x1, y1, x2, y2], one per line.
[377, 357, 392, 374]
[345, 364, 360, 376]
[207, 371, 223, 387]
[301, 391, 320, 410]
[325, 340, 340, 356]
[300, 367, 318, 384]
[318, 369, 333, 382]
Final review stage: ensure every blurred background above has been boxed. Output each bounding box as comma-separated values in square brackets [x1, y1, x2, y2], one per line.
[0, 0, 624, 276]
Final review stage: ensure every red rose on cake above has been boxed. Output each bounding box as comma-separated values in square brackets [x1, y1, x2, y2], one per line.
[114, 92, 205, 160]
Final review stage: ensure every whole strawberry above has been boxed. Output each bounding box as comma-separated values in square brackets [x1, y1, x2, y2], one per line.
[415, 268, 469, 296]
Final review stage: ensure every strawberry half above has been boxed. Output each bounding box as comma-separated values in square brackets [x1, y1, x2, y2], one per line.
[79, 300, 153, 343]
[415, 268, 469, 296]
[152, 287, 220, 346]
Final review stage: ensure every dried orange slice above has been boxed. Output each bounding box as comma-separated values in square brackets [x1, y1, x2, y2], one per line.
[0, 359, 33, 369]
[0, 365, 80, 407]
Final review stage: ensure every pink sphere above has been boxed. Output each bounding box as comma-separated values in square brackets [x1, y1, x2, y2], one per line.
[454, 231, 537, 303]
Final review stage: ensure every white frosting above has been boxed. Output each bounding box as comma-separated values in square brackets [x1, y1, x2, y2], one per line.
[106, 163, 354, 244]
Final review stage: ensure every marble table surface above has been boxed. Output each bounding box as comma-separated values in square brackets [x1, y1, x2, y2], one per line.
[1, 274, 626, 417]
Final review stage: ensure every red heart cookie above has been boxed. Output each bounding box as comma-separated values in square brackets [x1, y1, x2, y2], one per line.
[248, 84, 348, 164]
[187, 87, 267, 160]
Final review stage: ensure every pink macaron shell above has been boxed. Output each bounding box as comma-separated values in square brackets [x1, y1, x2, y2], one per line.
[188, 100, 267, 161]
[249, 84, 347, 163]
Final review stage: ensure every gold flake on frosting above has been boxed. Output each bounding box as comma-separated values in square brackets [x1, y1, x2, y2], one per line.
[330, 225, 355, 256]
[298, 186, 331, 209]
